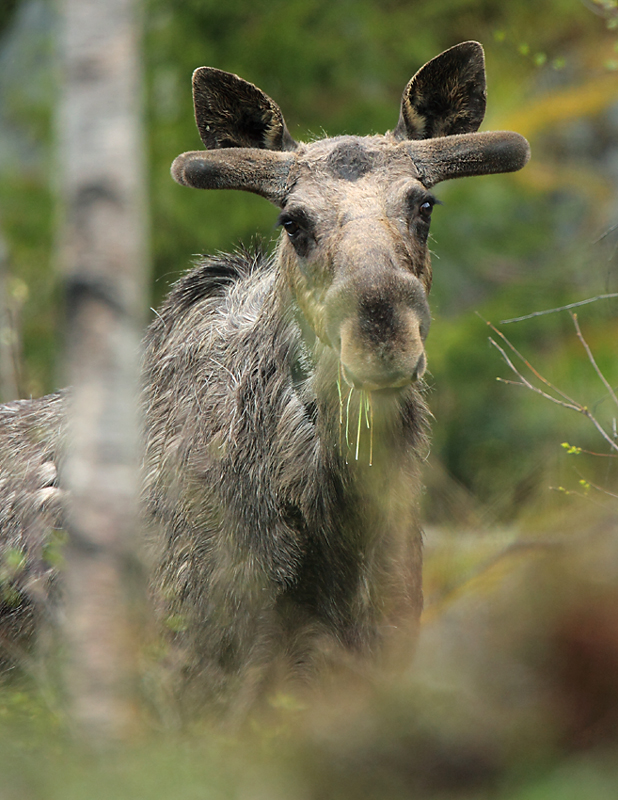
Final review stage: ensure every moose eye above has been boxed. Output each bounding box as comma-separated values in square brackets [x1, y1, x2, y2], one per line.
[282, 219, 301, 239]
[418, 200, 435, 222]
[277, 210, 315, 253]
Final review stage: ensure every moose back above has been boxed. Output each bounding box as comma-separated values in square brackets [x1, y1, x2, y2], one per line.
[0, 42, 529, 718]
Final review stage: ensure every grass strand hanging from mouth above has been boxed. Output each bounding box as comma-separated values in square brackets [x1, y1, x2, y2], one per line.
[337, 363, 343, 456]
[363, 391, 371, 430]
[369, 393, 374, 466]
[355, 391, 363, 461]
[345, 383, 353, 452]
[365, 391, 373, 467]
[337, 372, 373, 466]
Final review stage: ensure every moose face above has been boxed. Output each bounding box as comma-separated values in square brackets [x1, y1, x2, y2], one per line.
[171, 41, 530, 393]
[277, 137, 434, 391]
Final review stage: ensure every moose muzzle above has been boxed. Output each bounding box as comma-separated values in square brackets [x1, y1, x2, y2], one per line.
[326, 265, 431, 392]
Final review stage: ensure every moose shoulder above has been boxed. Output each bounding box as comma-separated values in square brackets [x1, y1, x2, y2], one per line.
[0, 42, 529, 720]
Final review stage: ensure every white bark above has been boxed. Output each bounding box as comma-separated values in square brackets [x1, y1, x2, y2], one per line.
[57, 0, 147, 742]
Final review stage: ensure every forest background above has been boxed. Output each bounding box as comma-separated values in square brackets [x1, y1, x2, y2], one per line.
[1, 0, 616, 529]
[0, 0, 617, 797]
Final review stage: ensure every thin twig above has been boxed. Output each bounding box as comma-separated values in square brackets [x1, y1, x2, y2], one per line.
[572, 465, 618, 500]
[481, 315, 580, 406]
[586, 480, 618, 500]
[593, 222, 618, 244]
[490, 338, 581, 411]
[570, 311, 618, 411]
[500, 293, 618, 325]
[565, 446, 617, 458]
[489, 334, 618, 454]
[549, 486, 617, 506]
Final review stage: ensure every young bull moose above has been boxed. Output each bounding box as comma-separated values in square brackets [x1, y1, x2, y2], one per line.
[0, 42, 529, 718]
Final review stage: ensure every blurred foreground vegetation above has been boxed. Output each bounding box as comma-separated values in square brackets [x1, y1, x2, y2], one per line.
[2, 501, 618, 800]
[0, 0, 617, 797]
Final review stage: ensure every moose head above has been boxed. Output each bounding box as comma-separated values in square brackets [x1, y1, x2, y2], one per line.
[171, 41, 529, 394]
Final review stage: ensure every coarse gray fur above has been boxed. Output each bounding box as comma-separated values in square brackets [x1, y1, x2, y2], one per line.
[0, 393, 65, 656]
[0, 42, 529, 719]
[142, 246, 429, 718]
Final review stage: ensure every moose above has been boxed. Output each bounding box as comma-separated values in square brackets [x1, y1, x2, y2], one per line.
[0, 42, 529, 719]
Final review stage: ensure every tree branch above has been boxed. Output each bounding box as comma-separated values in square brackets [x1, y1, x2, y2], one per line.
[570, 311, 618, 411]
[500, 293, 618, 325]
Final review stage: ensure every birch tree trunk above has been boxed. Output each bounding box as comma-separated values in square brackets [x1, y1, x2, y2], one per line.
[57, 0, 147, 742]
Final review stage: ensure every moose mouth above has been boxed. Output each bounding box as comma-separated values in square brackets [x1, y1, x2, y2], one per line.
[340, 352, 427, 393]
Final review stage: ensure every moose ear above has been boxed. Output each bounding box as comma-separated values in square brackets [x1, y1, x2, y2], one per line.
[192, 67, 298, 152]
[393, 41, 487, 141]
